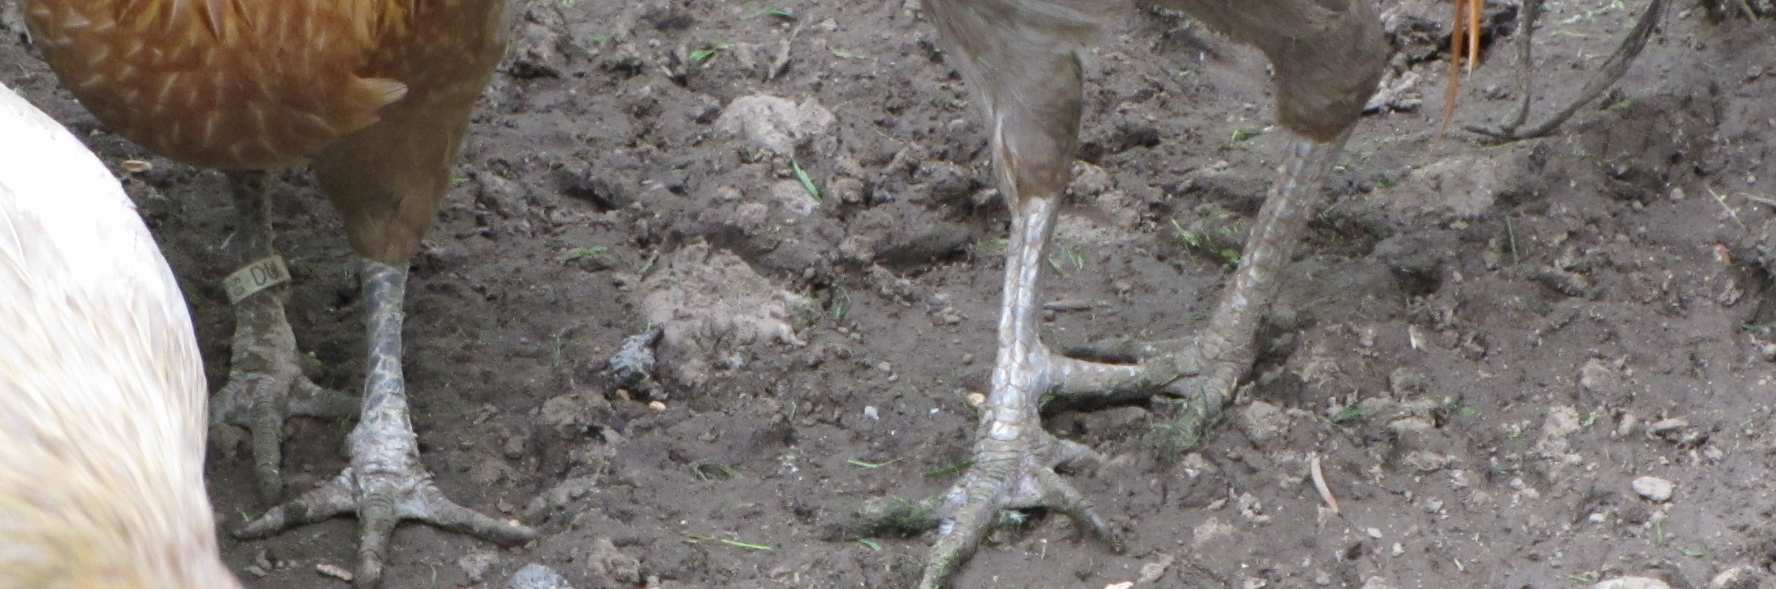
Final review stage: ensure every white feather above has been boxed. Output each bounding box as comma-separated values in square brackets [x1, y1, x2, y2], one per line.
[0, 82, 237, 588]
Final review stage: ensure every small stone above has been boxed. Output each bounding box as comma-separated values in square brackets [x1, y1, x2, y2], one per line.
[1069, 161, 1115, 197]
[525, 476, 600, 517]
[830, 176, 866, 204]
[507, 563, 575, 589]
[1402, 451, 1454, 473]
[1237, 492, 1268, 522]
[1389, 416, 1435, 436]
[863, 405, 880, 420]
[458, 551, 499, 583]
[539, 391, 612, 438]
[1710, 565, 1768, 589]
[964, 393, 986, 408]
[1361, 577, 1396, 589]
[735, 202, 770, 226]
[1136, 554, 1174, 583]
[584, 537, 643, 585]
[1594, 577, 1671, 589]
[1579, 359, 1616, 393]
[1542, 405, 1583, 439]
[469, 457, 515, 486]
[648, 400, 667, 412]
[1388, 368, 1427, 397]
[714, 94, 835, 156]
[1192, 516, 1233, 547]
[1239, 401, 1289, 443]
[1632, 476, 1675, 503]
[1181, 453, 1217, 478]
[316, 563, 353, 582]
[1647, 418, 1689, 442]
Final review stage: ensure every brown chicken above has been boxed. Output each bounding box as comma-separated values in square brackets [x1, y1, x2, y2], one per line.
[22, 0, 534, 585]
[0, 81, 240, 589]
[901, 0, 1387, 586]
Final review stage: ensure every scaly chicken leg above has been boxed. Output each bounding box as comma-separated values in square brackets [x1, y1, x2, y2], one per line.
[228, 2, 537, 585]
[24, 0, 532, 585]
[210, 170, 359, 502]
[238, 262, 535, 587]
[894, 1, 1387, 586]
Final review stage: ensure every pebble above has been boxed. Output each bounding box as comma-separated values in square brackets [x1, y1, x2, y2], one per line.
[1646, 417, 1689, 440]
[1239, 401, 1289, 443]
[458, 551, 498, 583]
[1710, 565, 1768, 589]
[316, 563, 353, 582]
[1594, 577, 1671, 589]
[1137, 554, 1174, 583]
[1192, 516, 1233, 547]
[714, 94, 835, 155]
[507, 564, 575, 589]
[584, 537, 643, 585]
[1632, 476, 1675, 503]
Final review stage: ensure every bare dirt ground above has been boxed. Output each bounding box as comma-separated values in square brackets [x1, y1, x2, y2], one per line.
[6, 0, 1776, 587]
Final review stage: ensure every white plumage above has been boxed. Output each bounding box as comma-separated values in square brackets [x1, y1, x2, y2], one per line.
[0, 82, 239, 588]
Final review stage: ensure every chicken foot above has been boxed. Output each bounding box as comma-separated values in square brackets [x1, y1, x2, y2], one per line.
[844, 1, 1382, 586]
[1057, 134, 1351, 445]
[851, 130, 1351, 589]
[209, 170, 357, 501]
[237, 261, 536, 588]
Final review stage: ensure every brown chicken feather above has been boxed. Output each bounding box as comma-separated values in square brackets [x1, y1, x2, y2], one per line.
[23, 0, 415, 168]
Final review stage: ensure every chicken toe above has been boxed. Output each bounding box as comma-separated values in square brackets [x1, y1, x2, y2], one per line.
[235, 261, 535, 589]
[208, 171, 357, 501]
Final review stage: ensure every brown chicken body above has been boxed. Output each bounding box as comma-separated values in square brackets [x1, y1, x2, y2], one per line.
[24, 1, 532, 586]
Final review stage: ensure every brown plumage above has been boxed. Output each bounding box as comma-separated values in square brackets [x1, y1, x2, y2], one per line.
[0, 81, 240, 589]
[23, 1, 530, 586]
[25, 0, 507, 259]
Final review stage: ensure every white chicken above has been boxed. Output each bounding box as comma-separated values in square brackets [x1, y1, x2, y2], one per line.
[0, 82, 241, 589]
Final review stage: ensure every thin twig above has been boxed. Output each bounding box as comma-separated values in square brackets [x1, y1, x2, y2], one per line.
[1708, 186, 1747, 230]
[1310, 453, 1340, 514]
[1739, 193, 1776, 208]
[1468, 0, 1666, 141]
[1505, 216, 1520, 265]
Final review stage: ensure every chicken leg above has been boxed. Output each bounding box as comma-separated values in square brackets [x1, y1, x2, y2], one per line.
[25, 0, 531, 583]
[889, 1, 1387, 586]
[238, 261, 536, 587]
[210, 170, 359, 502]
[228, 2, 536, 585]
